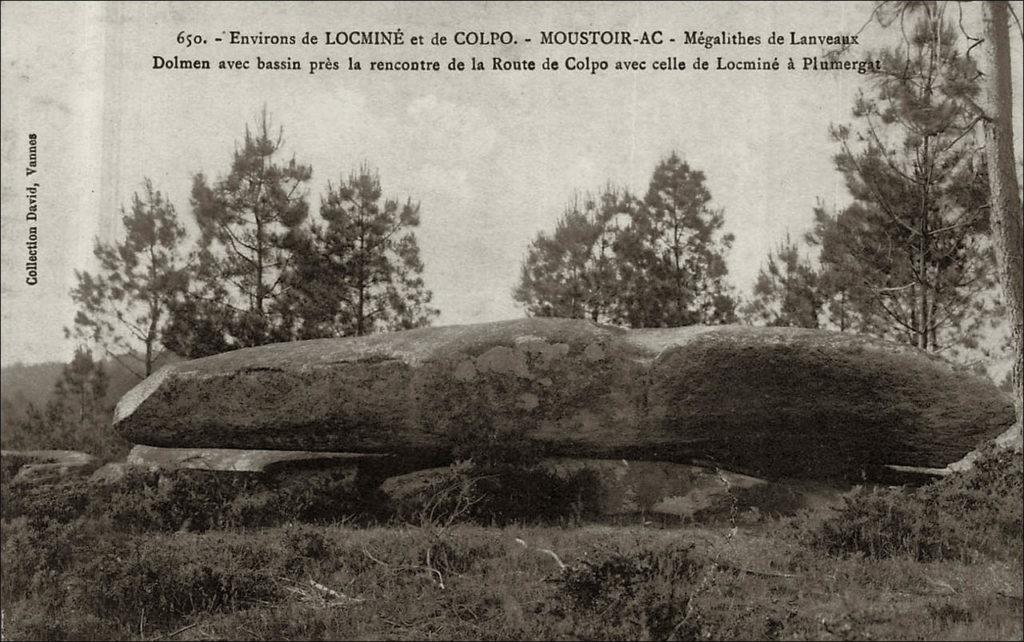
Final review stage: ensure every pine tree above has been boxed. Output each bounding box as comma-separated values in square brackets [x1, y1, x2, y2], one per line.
[742, 233, 822, 328]
[978, 0, 1023, 440]
[806, 204, 889, 334]
[618, 153, 736, 326]
[282, 166, 437, 338]
[820, 11, 997, 353]
[166, 109, 312, 356]
[68, 179, 187, 378]
[515, 155, 736, 327]
[513, 188, 633, 322]
[50, 347, 109, 427]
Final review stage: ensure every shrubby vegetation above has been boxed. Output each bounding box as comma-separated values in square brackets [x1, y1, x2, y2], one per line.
[0, 457, 608, 532]
[803, 447, 1023, 562]
[552, 543, 702, 640]
[0, 447, 1020, 640]
[398, 424, 609, 526]
[1, 467, 382, 531]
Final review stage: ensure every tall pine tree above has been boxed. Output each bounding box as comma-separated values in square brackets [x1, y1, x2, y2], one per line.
[819, 12, 997, 353]
[618, 153, 736, 326]
[513, 187, 633, 322]
[978, 0, 1023, 441]
[166, 109, 312, 356]
[282, 166, 437, 338]
[515, 154, 736, 327]
[68, 179, 187, 378]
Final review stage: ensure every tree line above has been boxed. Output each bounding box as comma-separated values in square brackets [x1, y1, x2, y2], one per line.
[515, 6, 1016, 381]
[67, 7, 1018, 380]
[68, 110, 438, 379]
[513, 154, 738, 327]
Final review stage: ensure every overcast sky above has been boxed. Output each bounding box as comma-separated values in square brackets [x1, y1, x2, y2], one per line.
[2, 1, 1021, 366]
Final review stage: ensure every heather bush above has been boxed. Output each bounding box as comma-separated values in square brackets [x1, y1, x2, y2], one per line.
[467, 462, 605, 524]
[392, 416, 606, 526]
[0, 479, 92, 523]
[550, 541, 704, 640]
[112, 466, 385, 531]
[0, 464, 384, 533]
[82, 536, 281, 626]
[0, 454, 31, 486]
[0, 518, 286, 637]
[803, 446, 1023, 561]
[0, 518, 101, 603]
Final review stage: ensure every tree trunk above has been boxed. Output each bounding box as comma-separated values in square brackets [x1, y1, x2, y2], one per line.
[910, 284, 920, 347]
[357, 284, 365, 336]
[147, 246, 159, 377]
[982, 0, 1024, 444]
[920, 137, 931, 351]
[255, 217, 265, 315]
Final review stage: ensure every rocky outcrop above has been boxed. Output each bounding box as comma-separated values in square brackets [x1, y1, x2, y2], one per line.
[113, 318, 1015, 480]
[1, 449, 98, 485]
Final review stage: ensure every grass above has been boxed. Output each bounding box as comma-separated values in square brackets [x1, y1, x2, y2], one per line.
[0, 447, 1021, 640]
[1, 521, 1020, 641]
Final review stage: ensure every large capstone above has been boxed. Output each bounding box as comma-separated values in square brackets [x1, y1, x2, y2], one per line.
[113, 318, 1014, 480]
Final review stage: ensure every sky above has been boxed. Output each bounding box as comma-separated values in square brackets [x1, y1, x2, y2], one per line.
[2, 1, 1021, 367]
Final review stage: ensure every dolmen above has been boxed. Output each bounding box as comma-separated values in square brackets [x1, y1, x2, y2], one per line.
[113, 318, 1014, 482]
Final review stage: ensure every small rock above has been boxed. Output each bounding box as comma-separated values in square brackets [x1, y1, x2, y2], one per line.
[89, 462, 135, 485]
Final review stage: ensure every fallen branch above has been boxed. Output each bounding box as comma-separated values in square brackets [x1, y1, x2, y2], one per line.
[155, 622, 199, 640]
[719, 563, 798, 579]
[424, 547, 446, 589]
[539, 548, 567, 571]
[924, 577, 957, 595]
[362, 547, 389, 567]
[362, 547, 445, 589]
[514, 537, 568, 571]
[280, 577, 365, 606]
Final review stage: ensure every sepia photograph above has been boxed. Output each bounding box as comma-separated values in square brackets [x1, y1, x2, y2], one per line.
[1, 1, 1022, 639]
